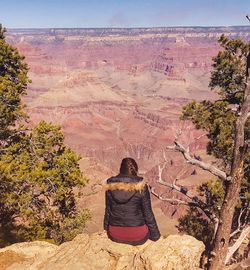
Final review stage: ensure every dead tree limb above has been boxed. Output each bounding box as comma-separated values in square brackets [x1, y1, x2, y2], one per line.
[230, 208, 248, 238]
[167, 141, 228, 181]
[150, 187, 189, 205]
[225, 225, 250, 265]
[155, 161, 220, 239]
[157, 164, 196, 199]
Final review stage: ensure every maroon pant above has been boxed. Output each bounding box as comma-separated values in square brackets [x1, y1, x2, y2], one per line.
[108, 224, 149, 245]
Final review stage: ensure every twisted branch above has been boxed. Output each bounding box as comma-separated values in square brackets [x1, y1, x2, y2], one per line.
[226, 225, 250, 265]
[167, 141, 228, 181]
[153, 157, 220, 240]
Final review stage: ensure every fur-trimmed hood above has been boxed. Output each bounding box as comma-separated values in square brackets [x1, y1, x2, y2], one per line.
[104, 181, 145, 192]
[104, 175, 145, 204]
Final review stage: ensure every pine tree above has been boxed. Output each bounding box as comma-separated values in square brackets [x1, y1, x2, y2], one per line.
[0, 24, 90, 246]
[180, 35, 250, 269]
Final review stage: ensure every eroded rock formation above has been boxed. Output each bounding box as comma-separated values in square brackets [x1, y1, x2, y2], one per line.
[0, 233, 204, 270]
[6, 27, 250, 234]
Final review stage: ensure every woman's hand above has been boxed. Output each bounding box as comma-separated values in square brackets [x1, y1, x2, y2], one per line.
[149, 235, 161, 241]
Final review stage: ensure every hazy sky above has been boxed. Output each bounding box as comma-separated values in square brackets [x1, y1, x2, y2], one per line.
[0, 0, 249, 28]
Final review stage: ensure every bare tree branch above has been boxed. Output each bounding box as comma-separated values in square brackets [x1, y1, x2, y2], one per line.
[155, 159, 220, 239]
[150, 187, 189, 205]
[230, 208, 248, 238]
[225, 225, 250, 265]
[213, 219, 220, 241]
[157, 164, 196, 199]
[187, 133, 207, 149]
[167, 141, 228, 181]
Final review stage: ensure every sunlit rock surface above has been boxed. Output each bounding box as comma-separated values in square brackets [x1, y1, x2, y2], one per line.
[0, 233, 204, 270]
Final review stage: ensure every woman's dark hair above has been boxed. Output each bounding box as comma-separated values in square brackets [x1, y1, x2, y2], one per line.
[119, 157, 138, 176]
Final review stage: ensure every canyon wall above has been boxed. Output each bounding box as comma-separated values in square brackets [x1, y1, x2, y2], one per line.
[6, 26, 250, 233]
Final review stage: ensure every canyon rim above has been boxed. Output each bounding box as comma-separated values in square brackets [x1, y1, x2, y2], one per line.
[6, 26, 250, 234]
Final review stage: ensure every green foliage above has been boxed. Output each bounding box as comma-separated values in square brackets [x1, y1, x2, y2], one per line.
[0, 25, 91, 246]
[15, 209, 91, 244]
[179, 35, 250, 245]
[57, 209, 91, 242]
[182, 100, 236, 164]
[182, 35, 250, 182]
[199, 180, 225, 212]
[0, 121, 90, 245]
[178, 180, 225, 247]
[210, 34, 249, 104]
[178, 207, 214, 247]
[0, 24, 29, 142]
[0, 24, 6, 39]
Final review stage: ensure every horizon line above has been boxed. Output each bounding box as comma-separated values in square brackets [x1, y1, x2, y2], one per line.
[6, 25, 250, 30]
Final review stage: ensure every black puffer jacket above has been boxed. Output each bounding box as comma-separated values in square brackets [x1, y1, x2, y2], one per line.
[103, 174, 160, 241]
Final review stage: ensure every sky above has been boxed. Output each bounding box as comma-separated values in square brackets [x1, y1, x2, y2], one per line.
[0, 0, 249, 28]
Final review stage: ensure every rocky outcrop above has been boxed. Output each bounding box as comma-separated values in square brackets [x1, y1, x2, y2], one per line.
[0, 233, 204, 270]
[0, 241, 57, 270]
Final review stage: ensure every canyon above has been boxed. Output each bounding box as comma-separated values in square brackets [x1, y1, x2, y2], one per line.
[6, 26, 250, 235]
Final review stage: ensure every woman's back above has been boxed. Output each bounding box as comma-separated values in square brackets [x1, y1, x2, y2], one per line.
[103, 158, 161, 245]
[105, 175, 146, 227]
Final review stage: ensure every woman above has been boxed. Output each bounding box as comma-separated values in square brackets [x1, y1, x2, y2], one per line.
[103, 157, 161, 245]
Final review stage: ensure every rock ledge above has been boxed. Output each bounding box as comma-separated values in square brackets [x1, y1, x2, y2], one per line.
[0, 233, 204, 270]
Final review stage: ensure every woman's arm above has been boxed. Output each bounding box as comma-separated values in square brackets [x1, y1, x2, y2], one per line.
[141, 184, 161, 241]
[103, 191, 111, 230]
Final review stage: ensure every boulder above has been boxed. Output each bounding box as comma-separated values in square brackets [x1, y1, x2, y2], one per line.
[0, 233, 204, 270]
[0, 241, 57, 270]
